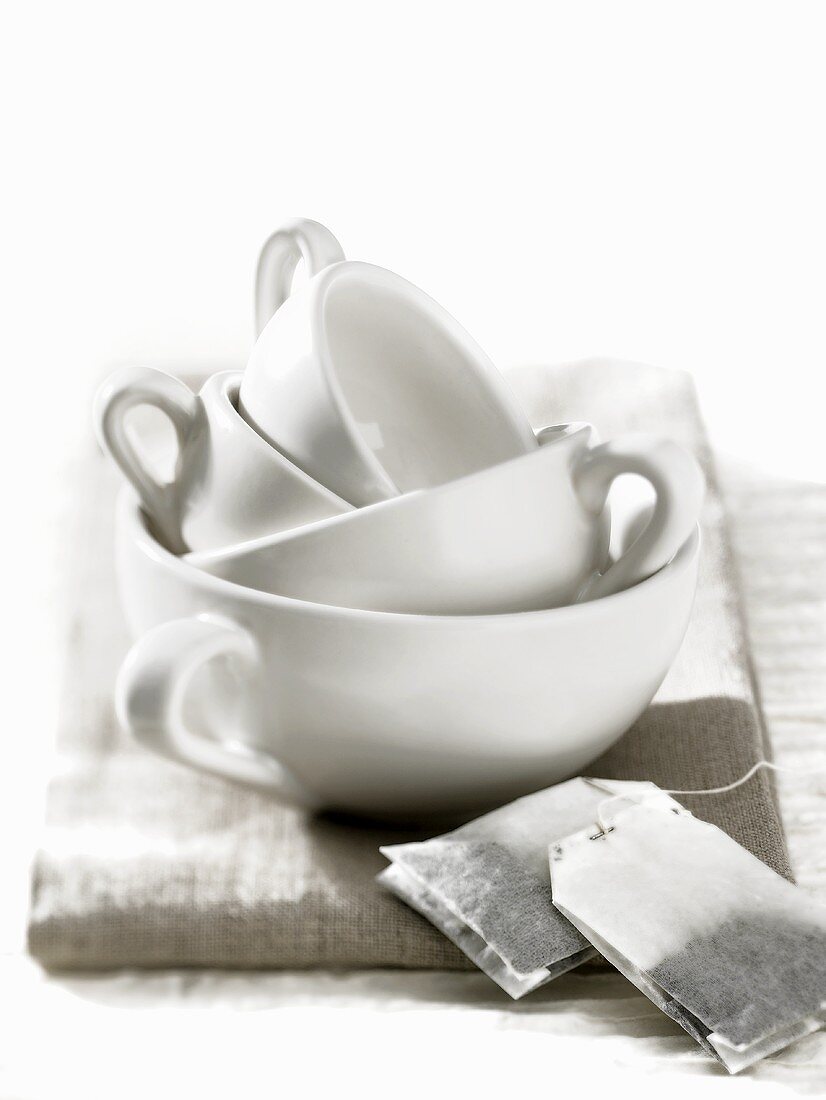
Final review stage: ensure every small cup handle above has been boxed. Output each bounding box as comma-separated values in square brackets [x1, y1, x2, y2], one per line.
[93, 367, 201, 554]
[573, 434, 705, 600]
[116, 614, 317, 806]
[254, 218, 345, 335]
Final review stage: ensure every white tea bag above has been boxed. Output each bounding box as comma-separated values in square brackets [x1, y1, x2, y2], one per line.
[379, 777, 658, 997]
[550, 789, 826, 1073]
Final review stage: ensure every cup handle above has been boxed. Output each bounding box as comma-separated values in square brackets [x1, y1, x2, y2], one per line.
[115, 614, 317, 806]
[254, 218, 345, 335]
[573, 434, 705, 600]
[93, 367, 202, 554]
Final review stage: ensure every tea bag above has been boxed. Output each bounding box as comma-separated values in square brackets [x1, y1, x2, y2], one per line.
[379, 777, 659, 997]
[550, 788, 826, 1073]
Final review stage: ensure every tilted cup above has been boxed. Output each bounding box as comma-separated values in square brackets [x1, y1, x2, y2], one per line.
[186, 423, 704, 615]
[115, 490, 700, 819]
[241, 228, 538, 506]
[93, 368, 351, 554]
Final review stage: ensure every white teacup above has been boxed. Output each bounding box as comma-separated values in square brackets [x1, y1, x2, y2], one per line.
[115, 490, 700, 819]
[186, 424, 704, 614]
[241, 240, 538, 506]
[94, 368, 351, 554]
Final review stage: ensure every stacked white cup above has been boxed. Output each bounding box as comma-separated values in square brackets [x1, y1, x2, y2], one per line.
[96, 219, 704, 820]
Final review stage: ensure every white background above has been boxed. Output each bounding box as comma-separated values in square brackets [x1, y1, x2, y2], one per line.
[2, 1, 825, 1096]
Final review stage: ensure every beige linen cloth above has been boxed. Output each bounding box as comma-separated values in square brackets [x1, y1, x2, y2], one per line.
[28, 360, 791, 970]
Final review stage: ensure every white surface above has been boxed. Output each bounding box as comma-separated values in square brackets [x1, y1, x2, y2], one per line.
[2, 1, 825, 1095]
[3, 960, 825, 1100]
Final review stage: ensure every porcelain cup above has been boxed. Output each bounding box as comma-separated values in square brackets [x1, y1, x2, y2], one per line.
[185, 423, 704, 614]
[94, 368, 351, 554]
[240, 229, 538, 506]
[115, 490, 700, 819]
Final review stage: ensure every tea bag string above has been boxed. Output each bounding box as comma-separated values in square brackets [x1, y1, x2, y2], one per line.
[594, 760, 826, 834]
[663, 759, 806, 797]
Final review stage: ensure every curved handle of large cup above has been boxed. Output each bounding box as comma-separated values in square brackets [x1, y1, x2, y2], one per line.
[115, 614, 318, 806]
[93, 367, 202, 555]
[254, 218, 345, 336]
[573, 434, 704, 600]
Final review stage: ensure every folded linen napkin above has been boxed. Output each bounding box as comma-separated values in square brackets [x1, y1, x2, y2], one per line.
[28, 359, 790, 969]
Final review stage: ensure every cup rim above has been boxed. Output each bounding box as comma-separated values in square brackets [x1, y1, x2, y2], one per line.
[201, 370, 353, 508]
[121, 488, 700, 625]
[306, 260, 539, 495]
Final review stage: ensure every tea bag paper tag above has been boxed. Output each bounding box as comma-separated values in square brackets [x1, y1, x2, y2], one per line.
[379, 777, 658, 998]
[550, 789, 826, 1073]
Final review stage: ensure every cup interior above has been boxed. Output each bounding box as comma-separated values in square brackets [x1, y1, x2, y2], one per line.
[321, 268, 534, 492]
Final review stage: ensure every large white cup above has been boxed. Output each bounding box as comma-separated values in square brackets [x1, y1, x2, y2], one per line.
[241, 231, 538, 506]
[115, 491, 700, 819]
[94, 369, 351, 553]
[186, 424, 704, 614]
